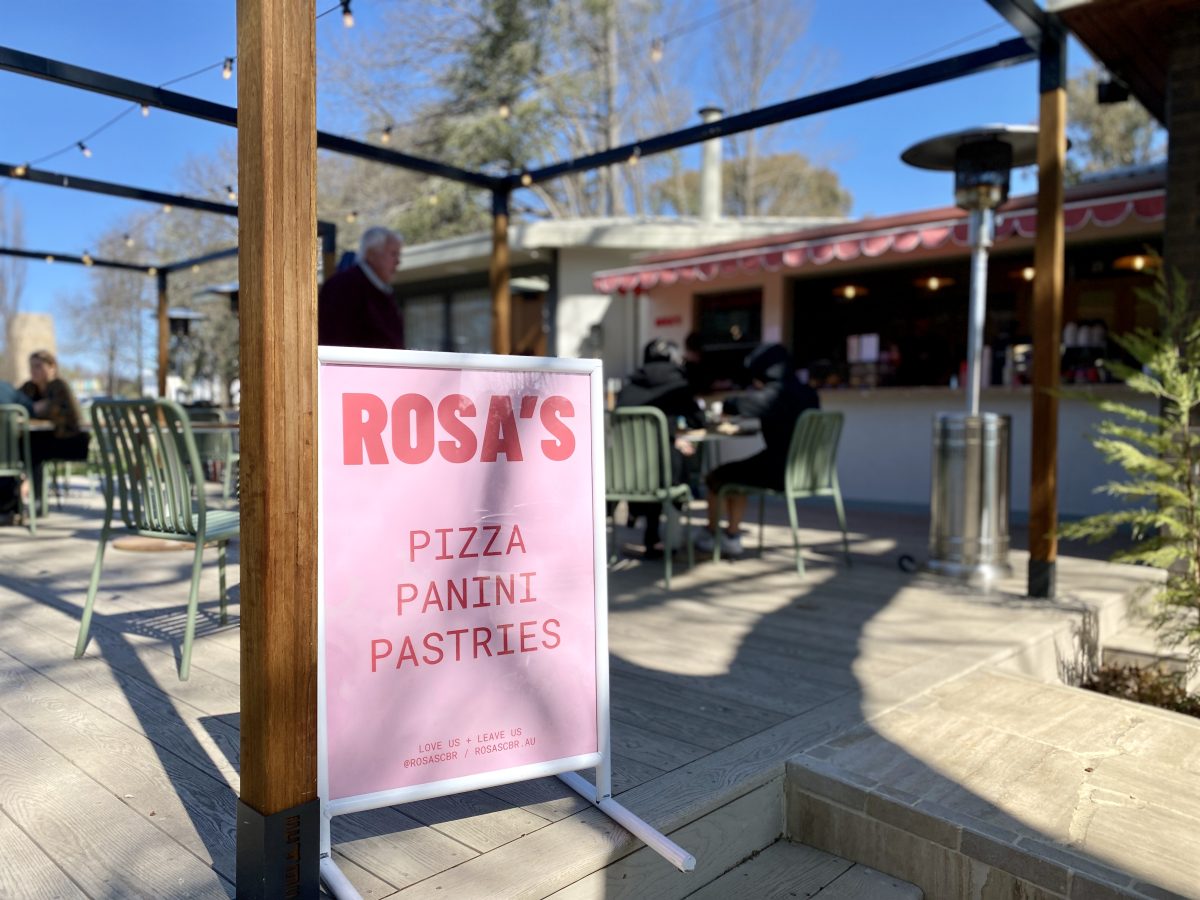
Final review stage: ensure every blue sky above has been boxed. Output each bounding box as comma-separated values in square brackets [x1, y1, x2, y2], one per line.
[1, 1, 1095, 355]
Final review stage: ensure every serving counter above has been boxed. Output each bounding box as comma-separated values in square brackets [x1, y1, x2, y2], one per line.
[817, 384, 1152, 519]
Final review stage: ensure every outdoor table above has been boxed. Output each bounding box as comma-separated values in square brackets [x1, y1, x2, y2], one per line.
[25, 419, 91, 514]
[679, 418, 761, 474]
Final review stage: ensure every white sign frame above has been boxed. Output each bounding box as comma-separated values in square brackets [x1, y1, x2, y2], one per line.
[316, 347, 693, 897]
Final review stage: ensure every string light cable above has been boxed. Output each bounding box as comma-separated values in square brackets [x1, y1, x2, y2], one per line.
[8, 3, 345, 174]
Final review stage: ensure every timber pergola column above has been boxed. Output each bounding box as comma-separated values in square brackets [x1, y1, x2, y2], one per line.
[156, 269, 168, 397]
[235, 0, 320, 896]
[491, 188, 511, 355]
[1028, 27, 1067, 598]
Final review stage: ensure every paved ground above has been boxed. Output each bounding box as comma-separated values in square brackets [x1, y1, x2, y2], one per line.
[0, 479, 1192, 899]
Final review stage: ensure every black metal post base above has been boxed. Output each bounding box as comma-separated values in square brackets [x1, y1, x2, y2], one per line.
[1028, 558, 1056, 598]
[236, 797, 320, 899]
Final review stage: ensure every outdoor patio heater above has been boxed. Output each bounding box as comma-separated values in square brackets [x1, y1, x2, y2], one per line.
[901, 125, 1038, 586]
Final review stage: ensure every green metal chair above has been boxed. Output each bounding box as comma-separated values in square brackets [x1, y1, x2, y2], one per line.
[0, 404, 36, 535]
[185, 406, 240, 508]
[222, 435, 240, 507]
[605, 406, 694, 588]
[76, 399, 239, 680]
[714, 409, 850, 575]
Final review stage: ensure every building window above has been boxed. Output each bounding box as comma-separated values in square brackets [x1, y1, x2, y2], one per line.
[694, 289, 762, 386]
[404, 295, 447, 351]
[450, 290, 493, 354]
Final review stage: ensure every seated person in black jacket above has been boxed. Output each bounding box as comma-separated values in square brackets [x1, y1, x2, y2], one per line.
[697, 343, 819, 558]
[615, 339, 704, 555]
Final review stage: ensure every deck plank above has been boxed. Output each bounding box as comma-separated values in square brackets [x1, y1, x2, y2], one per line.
[0, 710, 233, 899]
[609, 687, 762, 752]
[608, 718, 708, 772]
[327, 849, 400, 899]
[0, 808, 88, 900]
[0, 645, 237, 881]
[686, 840, 853, 900]
[608, 668, 785, 739]
[609, 654, 847, 718]
[549, 776, 785, 900]
[399, 789, 553, 852]
[332, 805, 477, 890]
[483, 777, 591, 822]
[1, 549, 243, 684]
[0, 614, 241, 790]
[1, 574, 242, 717]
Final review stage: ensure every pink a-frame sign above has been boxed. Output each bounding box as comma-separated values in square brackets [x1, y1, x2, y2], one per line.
[316, 348, 694, 889]
[317, 347, 607, 816]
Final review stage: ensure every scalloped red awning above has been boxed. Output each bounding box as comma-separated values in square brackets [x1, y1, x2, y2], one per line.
[593, 189, 1165, 295]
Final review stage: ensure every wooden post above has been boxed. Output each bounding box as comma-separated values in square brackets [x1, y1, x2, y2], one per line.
[1164, 14, 1200, 288]
[156, 270, 168, 398]
[1028, 33, 1066, 599]
[491, 188, 512, 355]
[235, 1, 320, 897]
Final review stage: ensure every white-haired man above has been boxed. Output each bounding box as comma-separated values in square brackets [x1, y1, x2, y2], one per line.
[317, 226, 406, 348]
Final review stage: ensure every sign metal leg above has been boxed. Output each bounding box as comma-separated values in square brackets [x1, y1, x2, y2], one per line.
[559, 771, 696, 873]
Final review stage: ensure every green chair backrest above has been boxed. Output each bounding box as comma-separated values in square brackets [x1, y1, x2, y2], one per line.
[606, 406, 672, 500]
[784, 409, 844, 496]
[0, 404, 31, 476]
[91, 398, 208, 538]
[184, 406, 230, 470]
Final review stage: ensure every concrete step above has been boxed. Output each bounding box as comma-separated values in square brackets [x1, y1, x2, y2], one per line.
[1102, 620, 1198, 693]
[785, 667, 1200, 900]
[688, 840, 922, 899]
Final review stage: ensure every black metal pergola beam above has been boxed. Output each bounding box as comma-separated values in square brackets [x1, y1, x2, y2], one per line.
[2, 161, 238, 216]
[0, 45, 500, 191]
[513, 37, 1037, 187]
[1, 160, 339, 236]
[0, 243, 247, 276]
[0, 161, 339, 275]
[0, 245, 151, 272]
[162, 246, 239, 273]
[983, 0, 1066, 48]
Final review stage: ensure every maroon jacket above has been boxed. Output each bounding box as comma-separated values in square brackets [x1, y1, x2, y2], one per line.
[317, 264, 405, 349]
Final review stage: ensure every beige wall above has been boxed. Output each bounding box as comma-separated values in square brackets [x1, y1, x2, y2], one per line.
[636, 270, 791, 353]
[1, 312, 56, 385]
[559, 247, 644, 382]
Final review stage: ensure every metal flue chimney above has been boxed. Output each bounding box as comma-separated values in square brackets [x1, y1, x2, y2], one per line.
[699, 106, 723, 223]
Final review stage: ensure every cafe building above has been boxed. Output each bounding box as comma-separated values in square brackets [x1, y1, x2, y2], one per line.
[392, 213, 842, 377]
[592, 164, 1166, 518]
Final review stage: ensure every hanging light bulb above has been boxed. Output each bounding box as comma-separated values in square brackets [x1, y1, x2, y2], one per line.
[148, 266, 158, 276]
[82, 251, 94, 266]
[380, 125, 392, 144]
[45, 255, 54, 264]
[78, 141, 92, 158]
[12, 163, 27, 177]
[226, 185, 237, 201]
[428, 194, 439, 206]
[498, 102, 511, 120]
[341, 0, 354, 27]
[192, 264, 201, 273]
[222, 58, 234, 80]
[124, 233, 134, 248]
[346, 210, 358, 223]
[141, 103, 150, 117]
[162, 204, 173, 213]
[627, 147, 641, 166]
[520, 172, 533, 187]
[650, 38, 664, 63]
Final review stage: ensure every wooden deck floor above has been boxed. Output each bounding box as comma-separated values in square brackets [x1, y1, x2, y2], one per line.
[0, 489, 1155, 898]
